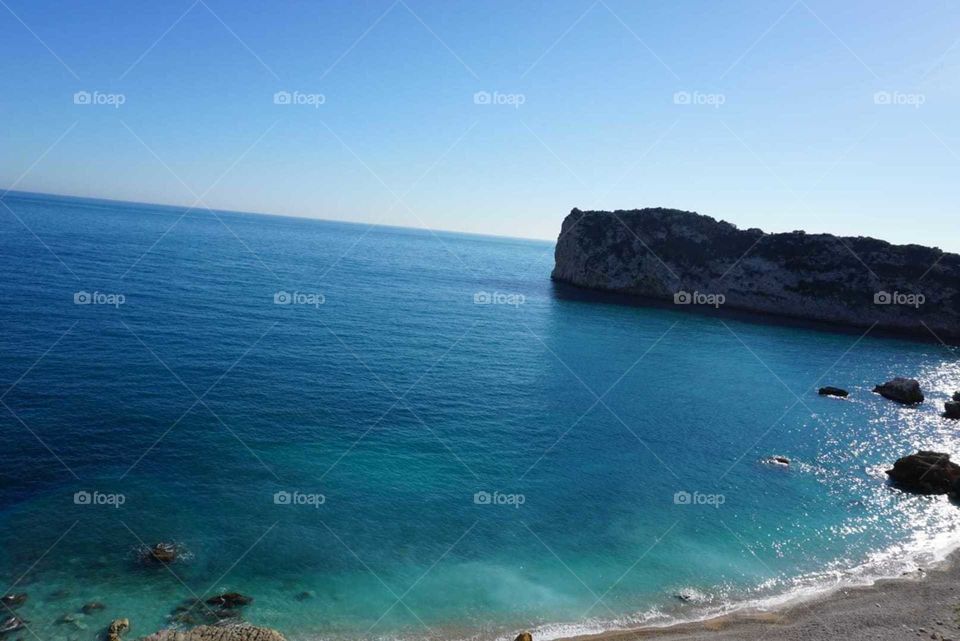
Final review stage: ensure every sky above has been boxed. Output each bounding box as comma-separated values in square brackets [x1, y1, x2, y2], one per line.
[1, 0, 958, 248]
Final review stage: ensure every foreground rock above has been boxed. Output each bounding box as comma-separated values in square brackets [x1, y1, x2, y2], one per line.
[886, 451, 960, 494]
[551, 208, 960, 339]
[107, 618, 130, 641]
[514, 633, 533, 641]
[138, 624, 285, 641]
[818, 386, 848, 398]
[873, 378, 924, 404]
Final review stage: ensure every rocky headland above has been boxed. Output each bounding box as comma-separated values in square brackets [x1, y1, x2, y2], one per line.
[551, 208, 960, 340]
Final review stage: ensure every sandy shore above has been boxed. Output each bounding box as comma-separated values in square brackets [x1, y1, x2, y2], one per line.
[562, 550, 960, 641]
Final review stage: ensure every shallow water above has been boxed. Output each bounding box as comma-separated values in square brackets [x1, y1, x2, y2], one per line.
[1, 192, 958, 641]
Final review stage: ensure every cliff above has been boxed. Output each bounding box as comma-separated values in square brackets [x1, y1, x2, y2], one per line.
[551, 208, 960, 340]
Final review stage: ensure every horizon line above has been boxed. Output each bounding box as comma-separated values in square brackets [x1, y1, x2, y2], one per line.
[1, 188, 558, 245]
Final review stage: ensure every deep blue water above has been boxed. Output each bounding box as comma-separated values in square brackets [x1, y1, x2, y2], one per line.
[1, 191, 959, 641]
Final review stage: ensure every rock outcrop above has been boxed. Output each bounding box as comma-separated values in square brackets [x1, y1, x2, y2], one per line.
[138, 625, 285, 641]
[551, 208, 960, 339]
[944, 401, 960, 419]
[818, 386, 849, 398]
[874, 378, 924, 405]
[886, 451, 960, 494]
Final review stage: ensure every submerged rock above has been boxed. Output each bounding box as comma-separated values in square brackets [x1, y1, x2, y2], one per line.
[171, 594, 248, 626]
[107, 618, 129, 641]
[138, 624, 286, 641]
[139, 543, 183, 565]
[0, 616, 26, 634]
[674, 588, 708, 603]
[944, 401, 960, 419]
[873, 378, 924, 405]
[82, 603, 106, 615]
[205, 594, 252, 608]
[293, 591, 314, 602]
[818, 386, 849, 398]
[886, 451, 960, 494]
[0, 594, 27, 608]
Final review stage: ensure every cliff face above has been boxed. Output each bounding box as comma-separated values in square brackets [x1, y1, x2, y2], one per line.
[551, 208, 960, 339]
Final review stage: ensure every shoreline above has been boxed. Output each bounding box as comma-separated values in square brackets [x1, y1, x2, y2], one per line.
[558, 548, 960, 641]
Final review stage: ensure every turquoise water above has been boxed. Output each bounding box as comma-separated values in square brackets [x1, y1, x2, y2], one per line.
[1, 191, 959, 641]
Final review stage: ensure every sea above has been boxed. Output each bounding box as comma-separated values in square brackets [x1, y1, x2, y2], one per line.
[1, 191, 959, 641]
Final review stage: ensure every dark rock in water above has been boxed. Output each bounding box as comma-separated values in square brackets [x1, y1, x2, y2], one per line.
[82, 603, 106, 615]
[48, 589, 70, 600]
[514, 633, 533, 641]
[873, 378, 924, 405]
[171, 594, 247, 627]
[550, 207, 960, 339]
[0, 594, 27, 608]
[944, 401, 960, 419]
[762, 455, 790, 467]
[106, 618, 129, 641]
[204, 593, 252, 608]
[0, 617, 26, 634]
[818, 386, 848, 398]
[953, 391, 960, 402]
[138, 624, 286, 641]
[293, 591, 314, 602]
[673, 588, 708, 603]
[139, 543, 182, 565]
[886, 451, 960, 494]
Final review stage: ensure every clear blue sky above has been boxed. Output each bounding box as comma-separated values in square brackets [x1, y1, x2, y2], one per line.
[1, 0, 958, 248]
